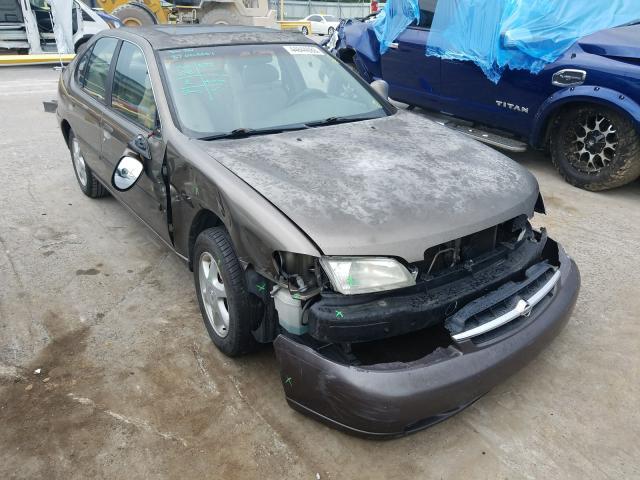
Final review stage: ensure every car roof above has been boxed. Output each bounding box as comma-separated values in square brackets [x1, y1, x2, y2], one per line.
[118, 25, 314, 50]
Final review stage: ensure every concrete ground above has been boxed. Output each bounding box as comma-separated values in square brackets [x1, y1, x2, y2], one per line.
[1, 65, 639, 480]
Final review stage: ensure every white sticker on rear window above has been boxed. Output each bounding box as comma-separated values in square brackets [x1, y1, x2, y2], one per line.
[283, 45, 323, 55]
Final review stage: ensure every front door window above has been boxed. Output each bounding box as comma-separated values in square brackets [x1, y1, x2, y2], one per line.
[111, 41, 158, 130]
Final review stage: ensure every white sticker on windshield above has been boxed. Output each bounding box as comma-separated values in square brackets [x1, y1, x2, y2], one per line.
[283, 45, 323, 55]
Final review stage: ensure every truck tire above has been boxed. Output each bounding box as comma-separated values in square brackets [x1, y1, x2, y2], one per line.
[68, 131, 108, 198]
[551, 105, 640, 191]
[111, 3, 157, 26]
[193, 227, 261, 357]
[200, 6, 245, 26]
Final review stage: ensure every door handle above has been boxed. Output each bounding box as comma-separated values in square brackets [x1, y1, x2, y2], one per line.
[389, 42, 399, 49]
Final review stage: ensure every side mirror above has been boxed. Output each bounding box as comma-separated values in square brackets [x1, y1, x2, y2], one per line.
[128, 133, 152, 161]
[112, 156, 144, 192]
[370, 79, 389, 99]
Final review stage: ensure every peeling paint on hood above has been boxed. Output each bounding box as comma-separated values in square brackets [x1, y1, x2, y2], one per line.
[197, 111, 539, 262]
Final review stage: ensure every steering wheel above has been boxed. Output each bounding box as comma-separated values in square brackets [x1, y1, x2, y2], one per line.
[287, 88, 327, 106]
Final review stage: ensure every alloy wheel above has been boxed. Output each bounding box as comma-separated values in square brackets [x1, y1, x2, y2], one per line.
[71, 137, 88, 187]
[567, 112, 618, 174]
[199, 252, 230, 338]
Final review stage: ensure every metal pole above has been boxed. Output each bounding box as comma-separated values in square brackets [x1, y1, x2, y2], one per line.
[280, 0, 283, 20]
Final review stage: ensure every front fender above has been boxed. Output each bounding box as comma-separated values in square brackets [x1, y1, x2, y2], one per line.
[169, 141, 322, 279]
[530, 86, 640, 148]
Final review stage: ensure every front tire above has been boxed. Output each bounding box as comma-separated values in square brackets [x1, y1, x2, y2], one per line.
[193, 227, 261, 357]
[68, 131, 108, 198]
[327, 26, 335, 36]
[551, 105, 640, 191]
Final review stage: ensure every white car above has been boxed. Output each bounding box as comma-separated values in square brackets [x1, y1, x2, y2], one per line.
[300, 14, 340, 36]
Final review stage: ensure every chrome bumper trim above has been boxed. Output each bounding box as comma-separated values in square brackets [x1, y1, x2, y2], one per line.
[452, 269, 561, 341]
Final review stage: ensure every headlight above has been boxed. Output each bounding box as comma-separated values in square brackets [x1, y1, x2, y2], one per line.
[319, 257, 416, 295]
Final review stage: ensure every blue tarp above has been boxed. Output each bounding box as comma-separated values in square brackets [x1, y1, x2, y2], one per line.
[372, 0, 420, 55]
[426, 0, 640, 83]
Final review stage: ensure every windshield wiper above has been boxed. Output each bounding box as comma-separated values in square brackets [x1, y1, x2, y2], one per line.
[305, 114, 383, 128]
[198, 125, 307, 141]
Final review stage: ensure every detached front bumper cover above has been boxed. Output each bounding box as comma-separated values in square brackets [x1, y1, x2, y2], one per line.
[273, 244, 580, 438]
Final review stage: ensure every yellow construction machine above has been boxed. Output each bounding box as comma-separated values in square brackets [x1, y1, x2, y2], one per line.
[90, 0, 276, 27]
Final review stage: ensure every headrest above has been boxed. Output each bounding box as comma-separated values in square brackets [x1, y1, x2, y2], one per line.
[242, 63, 280, 86]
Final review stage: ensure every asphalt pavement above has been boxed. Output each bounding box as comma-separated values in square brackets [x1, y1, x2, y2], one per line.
[1, 65, 639, 480]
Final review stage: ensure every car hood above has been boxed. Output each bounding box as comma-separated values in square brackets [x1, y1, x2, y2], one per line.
[578, 24, 640, 58]
[198, 111, 539, 262]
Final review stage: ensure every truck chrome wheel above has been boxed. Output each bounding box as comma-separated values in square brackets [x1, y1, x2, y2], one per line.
[569, 112, 618, 174]
[71, 137, 88, 187]
[199, 252, 229, 338]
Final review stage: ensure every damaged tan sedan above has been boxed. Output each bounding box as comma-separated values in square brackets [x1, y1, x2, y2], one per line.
[56, 25, 580, 438]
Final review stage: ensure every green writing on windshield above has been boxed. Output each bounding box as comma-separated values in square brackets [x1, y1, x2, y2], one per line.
[175, 62, 229, 98]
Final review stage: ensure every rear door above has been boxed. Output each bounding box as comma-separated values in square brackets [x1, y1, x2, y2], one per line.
[100, 40, 171, 244]
[381, 0, 441, 109]
[439, 59, 540, 136]
[72, 36, 119, 182]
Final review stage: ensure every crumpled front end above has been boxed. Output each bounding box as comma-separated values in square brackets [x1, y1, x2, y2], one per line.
[272, 225, 579, 438]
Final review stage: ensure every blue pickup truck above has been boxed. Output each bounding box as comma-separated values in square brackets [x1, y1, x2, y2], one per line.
[329, 1, 640, 191]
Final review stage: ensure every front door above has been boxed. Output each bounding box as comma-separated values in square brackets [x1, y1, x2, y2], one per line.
[100, 40, 171, 245]
[381, 0, 441, 109]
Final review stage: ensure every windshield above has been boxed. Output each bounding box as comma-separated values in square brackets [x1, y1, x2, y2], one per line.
[324, 15, 339, 22]
[159, 44, 387, 138]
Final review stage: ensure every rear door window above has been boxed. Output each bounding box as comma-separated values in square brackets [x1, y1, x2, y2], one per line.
[80, 36, 119, 102]
[75, 45, 91, 82]
[110, 41, 157, 130]
[413, 0, 437, 29]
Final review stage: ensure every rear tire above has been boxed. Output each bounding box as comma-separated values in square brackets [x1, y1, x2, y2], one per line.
[301, 26, 309, 35]
[68, 131, 108, 198]
[551, 105, 640, 191]
[111, 3, 157, 27]
[193, 227, 261, 357]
